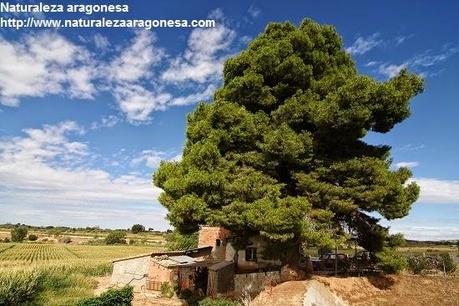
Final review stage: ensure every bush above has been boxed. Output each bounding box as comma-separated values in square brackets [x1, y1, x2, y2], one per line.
[131, 224, 145, 234]
[407, 255, 434, 274]
[407, 253, 456, 274]
[104, 231, 127, 245]
[439, 253, 456, 273]
[199, 298, 242, 306]
[77, 286, 133, 306]
[28, 234, 38, 241]
[160, 282, 174, 298]
[3, 237, 10, 243]
[62, 236, 72, 244]
[386, 233, 406, 248]
[376, 248, 407, 274]
[11, 226, 28, 242]
[0, 270, 43, 305]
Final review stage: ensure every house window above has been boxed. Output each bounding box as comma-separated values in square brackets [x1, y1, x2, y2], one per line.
[216, 239, 221, 247]
[245, 247, 257, 262]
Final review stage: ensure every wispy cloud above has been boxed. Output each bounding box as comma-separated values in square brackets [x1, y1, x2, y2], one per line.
[90, 115, 121, 130]
[0, 121, 163, 208]
[0, 9, 238, 124]
[131, 149, 181, 169]
[0, 32, 97, 105]
[248, 5, 261, 19]
[387, 224, 459, 241]
[377, 45, 458, 78]
[398, 144, 426, 151]
[161, 13, 235, 84]
[412, 177, 459, 204]
[378, 63, 407, 78]
[396, 161, 419, 168]
[346, 33, 382, 55]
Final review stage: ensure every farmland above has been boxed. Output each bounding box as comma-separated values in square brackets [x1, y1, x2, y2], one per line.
[0, 229, 167, 305]
[0, 243, 161, 271]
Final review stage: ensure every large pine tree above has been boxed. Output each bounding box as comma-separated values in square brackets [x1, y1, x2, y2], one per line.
[154, 19, 423, 258]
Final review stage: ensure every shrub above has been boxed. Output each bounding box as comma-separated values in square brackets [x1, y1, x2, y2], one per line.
[62, 236, 72, 244]
[386, 233, 406, 248]
[199, 298, 242, 306]
[104, 231, 127, 245]
[0, 270, 43, 305]
[28, 234, 38, 241]
[77, 286, 133, 306]
[407, 255, 433, 274]
[3, 237, 10, 243]
[439, 253, 456, 273]
[376, 247, 407, 274]
[131, 224, 145, 234]
[160, 282, 174, 298]
[11, 226, 28, 242]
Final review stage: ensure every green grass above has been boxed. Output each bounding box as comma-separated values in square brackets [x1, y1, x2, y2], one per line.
[0, 242, 164, 305]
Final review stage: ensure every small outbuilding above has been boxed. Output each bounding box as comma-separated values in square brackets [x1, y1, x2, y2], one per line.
[111, 246, 213, 290]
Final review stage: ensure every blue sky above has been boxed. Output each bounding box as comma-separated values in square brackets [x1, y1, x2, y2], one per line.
[0, 1, 458, 239]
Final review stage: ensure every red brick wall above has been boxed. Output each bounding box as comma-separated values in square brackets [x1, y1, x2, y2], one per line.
[198, 226, 231, 248]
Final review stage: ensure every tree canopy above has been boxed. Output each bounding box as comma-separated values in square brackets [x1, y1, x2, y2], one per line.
[131, 224, 145, 234]
[153, 19, 423, 254]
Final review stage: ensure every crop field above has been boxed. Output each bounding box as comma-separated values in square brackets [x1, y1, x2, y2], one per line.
[0, 243, 162, 271]
[0, 243, 165, 305]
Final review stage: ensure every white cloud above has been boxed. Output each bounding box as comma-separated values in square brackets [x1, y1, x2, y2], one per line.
[387, 224, 459, 241]
[0, 121, 163, 207]
[131, 150, 182, 169]
[114, 84, 172, 122]
[109, 31, 164, 83]
[169, 84, 216, 106]
[412, 178, 459, 204]
[161, 11, 235, 84]
[0, 32, 96, 105]
[0, 10, 238, 123]
[378, 63, 407, 78]
[131, 150, 166, 169]
[365, 61, 379, 67]
[396, 161, 419, 168]
[346, 33, 382, 55]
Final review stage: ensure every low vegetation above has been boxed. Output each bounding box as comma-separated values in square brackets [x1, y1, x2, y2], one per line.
[104, 231, 127, 245]
[77, 286, 133, 306]
[10, 226, 28, 242]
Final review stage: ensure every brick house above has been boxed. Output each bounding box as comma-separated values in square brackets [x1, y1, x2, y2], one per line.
[198, 226, 282, 272]
[111, 226, 281, 297]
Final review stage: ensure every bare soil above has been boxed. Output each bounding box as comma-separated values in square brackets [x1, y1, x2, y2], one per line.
[316, 274, 459, 306]
[252, 274, 459, 306]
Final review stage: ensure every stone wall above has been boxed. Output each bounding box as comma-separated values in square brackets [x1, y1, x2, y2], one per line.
[234, 271, 281, 297]
[111, 255, 150, 288]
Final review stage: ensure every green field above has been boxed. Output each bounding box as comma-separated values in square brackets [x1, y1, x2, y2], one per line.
[0, 241, 165, 305]
[0, 243, 160, 271]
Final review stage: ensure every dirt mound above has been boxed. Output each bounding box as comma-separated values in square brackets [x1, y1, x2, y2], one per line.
[315, 275, 459, 306]
[252, 275, 459, 306]
[251, 280, 308, 306]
